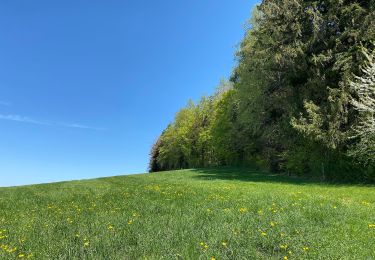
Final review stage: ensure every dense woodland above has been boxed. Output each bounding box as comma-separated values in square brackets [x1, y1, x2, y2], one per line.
[149, 0, 375, 181]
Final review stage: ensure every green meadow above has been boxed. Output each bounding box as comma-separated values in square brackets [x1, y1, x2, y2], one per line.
[0, 168, 374, 259]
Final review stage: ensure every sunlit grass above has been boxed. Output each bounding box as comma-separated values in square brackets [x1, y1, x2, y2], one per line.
[0, 168, 374, 259]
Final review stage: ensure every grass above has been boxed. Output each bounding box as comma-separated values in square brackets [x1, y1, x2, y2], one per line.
[0, 167, 375, 259]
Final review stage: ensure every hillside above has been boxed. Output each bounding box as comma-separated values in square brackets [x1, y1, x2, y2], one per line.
[1, 168, 374, 259]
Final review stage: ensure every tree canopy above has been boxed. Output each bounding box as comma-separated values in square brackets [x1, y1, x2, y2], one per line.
[149, 0, 375, 182]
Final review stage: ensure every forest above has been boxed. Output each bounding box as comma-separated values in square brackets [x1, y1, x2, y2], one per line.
[149, 0, 375, 182]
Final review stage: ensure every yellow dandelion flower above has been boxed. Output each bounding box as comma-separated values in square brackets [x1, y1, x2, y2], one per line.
[108, 225, 114, 230]
[199, 242, 208, 249]
[211, 257, 216, 260]
[18, 254, 25, 258]
[368, 224, 375, 228]
[283, 256, 288, 260]
[222, 242, 227, 247]
[8, 247, 17, 253]
[261, 232, 267, 236]
[239, 207, 248, 213]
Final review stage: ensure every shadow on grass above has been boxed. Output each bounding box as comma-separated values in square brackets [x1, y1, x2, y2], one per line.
[191, 167, 375, 187]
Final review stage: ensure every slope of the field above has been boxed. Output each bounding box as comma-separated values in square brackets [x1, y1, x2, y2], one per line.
[0, 168, 374, 259]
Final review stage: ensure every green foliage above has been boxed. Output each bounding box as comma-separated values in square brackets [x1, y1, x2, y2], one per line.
[151, 0, 375, 181]
[153, 96, 218, 170]
[348, 50, 375, 164]
[210, 89, 242, 165]
[149, 136, 163, 172]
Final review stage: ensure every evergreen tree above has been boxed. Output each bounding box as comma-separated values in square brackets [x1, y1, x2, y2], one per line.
[348, 50, 375, 163]
[150, 0, 375, 181]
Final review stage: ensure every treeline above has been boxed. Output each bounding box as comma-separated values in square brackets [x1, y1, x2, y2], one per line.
[150, 0, 375, 181]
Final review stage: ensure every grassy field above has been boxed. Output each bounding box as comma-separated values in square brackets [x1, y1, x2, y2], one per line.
[0, 168, 374, 259]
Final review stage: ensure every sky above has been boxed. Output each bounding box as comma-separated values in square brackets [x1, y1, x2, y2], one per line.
[0, 0, 257, 187]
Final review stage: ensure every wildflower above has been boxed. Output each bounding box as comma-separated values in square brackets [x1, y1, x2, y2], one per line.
[333, 206, 337, 209]
[222, 241, 227, 247]
[200, 242, 208, 249]
[239, 208, 248, 213]
[83, 239, 90, 247]
[284, 256, 288, 260]
[261, 232, 267, 236]
[303, 246, 309, 251]
[270, 221, 276, 227]
[128, 220, 133, 225]
[368, 224, 375, 228]
[8, 247, 17, 253]
[211, 257, 216, 260]
[280, 245, 288, 250]
[108, 225, 114, 230]
[18, 254, 25, 258]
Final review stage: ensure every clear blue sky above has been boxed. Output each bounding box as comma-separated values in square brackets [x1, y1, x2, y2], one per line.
[0, 0, 256, 187]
